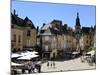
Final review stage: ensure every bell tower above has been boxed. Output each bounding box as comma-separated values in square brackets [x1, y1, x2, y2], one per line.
[75, 12, 81, 52]
[75, 12, 81, 31]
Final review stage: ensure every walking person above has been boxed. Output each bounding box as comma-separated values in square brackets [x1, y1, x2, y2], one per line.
[27, 61, 32, 73]
[36, 64, 41, 73]
[22, 69, 25, 74]
[27, 65, 31, 73]
[47, 61, 49, 67]
[53, 61, 55, 68]
[38, 64, 41, 73]
[50, 61, 52, 67]
[31, 62, 35, 73]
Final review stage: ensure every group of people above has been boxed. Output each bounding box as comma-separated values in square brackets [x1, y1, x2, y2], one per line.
[86, 55, 96, 66]
[22, 61, 41, 73]
[47, 61, 56, 68]
[11, 62, 41, 75]
[81, 53, 96, 66]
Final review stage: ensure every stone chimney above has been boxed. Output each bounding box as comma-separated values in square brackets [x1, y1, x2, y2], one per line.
[43, 23, 46, 27]
[37, 26, 39, 32]
[13, 9, 18, 16]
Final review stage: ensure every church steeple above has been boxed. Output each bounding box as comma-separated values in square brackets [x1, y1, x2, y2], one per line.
[75, 12, 81, 30]
[76, 12, 80, 26]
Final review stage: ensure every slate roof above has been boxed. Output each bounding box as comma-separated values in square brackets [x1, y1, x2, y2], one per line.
[51, 19, 62, 25]
[11, 13, 23, 26]
[82, 27, 92, 34]
[11, 13, 36, 29]
[40, 28, 53, 36]
[49, 27, 62, 35]
[41, 23, 52, 30]
[40, 19, 75, 36]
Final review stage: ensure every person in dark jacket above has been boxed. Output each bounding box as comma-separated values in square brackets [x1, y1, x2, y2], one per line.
[50, 62, 52, 67]
[36, 64, 41, 73]
[47, 61, 49, 67]
[53, 61, 55, 68]
[38, 64, 41, 73]
[22, 69, 25, 74]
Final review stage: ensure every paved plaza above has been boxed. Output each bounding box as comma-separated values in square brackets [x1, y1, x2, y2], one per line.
[41, 57, 95, 73]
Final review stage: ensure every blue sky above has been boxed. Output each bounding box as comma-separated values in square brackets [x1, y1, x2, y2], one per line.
[11, 1, 96, 28]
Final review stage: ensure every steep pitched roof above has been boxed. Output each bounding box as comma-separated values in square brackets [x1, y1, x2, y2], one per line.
[49, 27, 62, 35]
[11, 13, 24, 27]
[23, 17, 35, 29]
[41, 23, 52, 30]
[11, 13, 36, 29]
[40, 28, 53, 35]
[51, 19, 62, 25]
[40, 20, 75, 36]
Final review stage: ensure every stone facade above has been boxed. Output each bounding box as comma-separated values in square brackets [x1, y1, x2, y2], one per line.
[11, 10, 36, 52]
[11, 10, 96, 57]
[38, 13, 96, 59]
[39, 20, 77, 58]
[11, 27, 23, 50]
[80, 27, 95, 51]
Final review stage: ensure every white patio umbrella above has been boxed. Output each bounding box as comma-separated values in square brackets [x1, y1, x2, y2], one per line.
[11, 51, 31, 58]
[17, 54, 39, 60]
[11, 62, 24, 66]
[29, 51, 38, 54]
[87, 50, 95, 56]
[12, 51, 39, 59]
[72, 52, 80, 55]
[20, 51, 29, 56]
[20, 51, 38, 56]
[11, 53, 22, 58]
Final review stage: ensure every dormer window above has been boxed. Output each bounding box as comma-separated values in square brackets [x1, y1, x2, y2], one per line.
[27, 21, 32, 25]
[26, 21, 33, 28]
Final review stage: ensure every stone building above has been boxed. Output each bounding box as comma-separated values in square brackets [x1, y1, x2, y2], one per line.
[11, 27, 23, 51]
[38, 20, 77, 59]
[11, 10, 36, 52]
[74, 13, 96, 52]
[37, 13, 96, 59]
[80, 26, 95, 51]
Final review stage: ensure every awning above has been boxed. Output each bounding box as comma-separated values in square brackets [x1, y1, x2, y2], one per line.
[11, 53, 22, 58]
